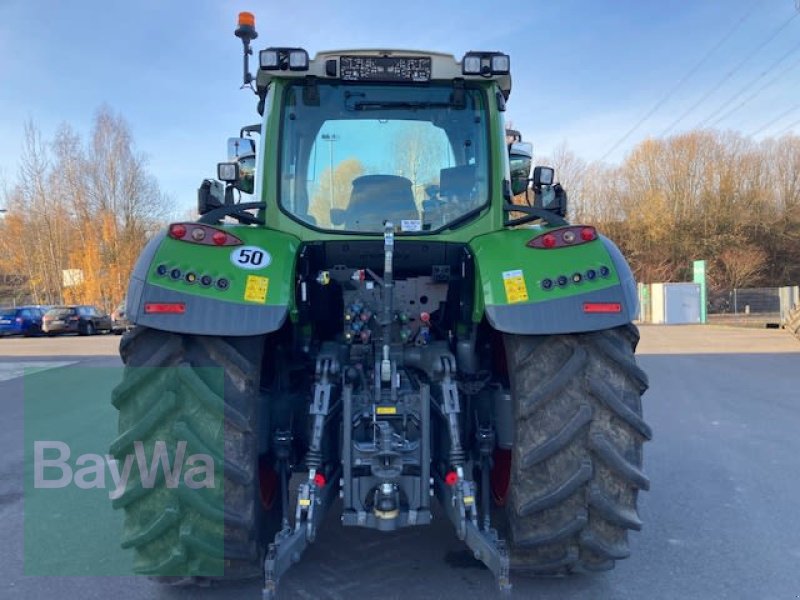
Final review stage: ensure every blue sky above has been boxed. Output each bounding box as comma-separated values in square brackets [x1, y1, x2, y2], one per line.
[1, 0, 799, 212]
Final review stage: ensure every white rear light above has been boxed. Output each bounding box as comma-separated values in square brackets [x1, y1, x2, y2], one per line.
[490, 54, 510, 74]
[259, 49, 279, 69]
[288, 50, 309, 70]
[462, 55, 481, 74]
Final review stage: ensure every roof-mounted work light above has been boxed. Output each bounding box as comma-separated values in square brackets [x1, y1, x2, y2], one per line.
[461, 52, 510, 77]
[259, 47, 310, 71]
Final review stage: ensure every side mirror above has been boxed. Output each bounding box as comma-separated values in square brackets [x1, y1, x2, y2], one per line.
[221, 137, 257, 195]
[509, 142, 533, 196]
[237, 154, 256, 195]
[228, 137, 256, 161]
[198, 179, 226, 215]
[532, 177, 567, 218]
[532, 166, 554, 187]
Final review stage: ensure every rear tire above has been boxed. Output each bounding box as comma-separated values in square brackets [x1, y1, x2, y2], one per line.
[112, 326, 273, 581]
[503, 324, 650, 574]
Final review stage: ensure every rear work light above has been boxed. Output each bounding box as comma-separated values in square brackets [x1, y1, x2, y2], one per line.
[144, 303, 186, 315]
[217, 162, 239, 182]
[583, 302, 622, 314]
[168, 223, 243, 246]
[462, 51, 510, 76]
[260, 47, 309, 71]
[527, 226, 597, 249]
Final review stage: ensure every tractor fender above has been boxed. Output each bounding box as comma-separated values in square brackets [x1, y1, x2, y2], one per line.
[126, 228, 298, 336]
[471, 229, 638, 335]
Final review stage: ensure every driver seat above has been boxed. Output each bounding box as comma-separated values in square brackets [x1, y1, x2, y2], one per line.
[345, 175, 418, 230]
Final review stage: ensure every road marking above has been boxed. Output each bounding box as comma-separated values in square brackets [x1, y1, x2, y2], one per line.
[0, 361, 76, 383]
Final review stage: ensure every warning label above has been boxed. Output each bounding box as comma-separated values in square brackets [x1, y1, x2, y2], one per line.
[502, 269, 529, 304]
[244, 275, 269, 303]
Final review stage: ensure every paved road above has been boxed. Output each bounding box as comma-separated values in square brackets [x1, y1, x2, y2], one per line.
[1, 327, 798, 599]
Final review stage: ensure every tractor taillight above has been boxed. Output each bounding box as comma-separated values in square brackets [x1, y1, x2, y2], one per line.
[528, 226, 598, 249]
[169, 224, 187, 239]
[313, 473, 326, 488]
[583, 302, 622, 314]
[445, 471, 459, 486]
[166, 223, 242, 246]
[144, 302, 186, 314]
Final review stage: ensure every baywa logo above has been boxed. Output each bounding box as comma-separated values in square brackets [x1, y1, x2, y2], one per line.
[33, 440, 216, 499]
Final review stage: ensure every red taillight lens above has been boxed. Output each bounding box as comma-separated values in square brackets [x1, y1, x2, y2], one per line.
[313, 472, 326, 488]
[167, 223, 242, 246]
[169, 224, 187, 239]
[583, 302, 622, 314]
[144, 302, 186, 314]
[445, 471, 459, 486]
[528, 226, 598, 249]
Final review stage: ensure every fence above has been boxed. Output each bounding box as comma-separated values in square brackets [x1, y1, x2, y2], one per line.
[639, 284, 799, 326]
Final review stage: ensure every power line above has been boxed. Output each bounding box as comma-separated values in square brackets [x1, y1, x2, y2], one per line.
[700, 38, 800, 128]
[660, 10, 799, 137]
[774, 115, 800, 135]
[596, 1, 759, 162]
[749, 101, 800, 136]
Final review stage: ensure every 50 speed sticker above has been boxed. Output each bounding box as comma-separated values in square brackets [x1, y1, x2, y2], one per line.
[231, 246, 271, 270]
[502, 269, 529, 304]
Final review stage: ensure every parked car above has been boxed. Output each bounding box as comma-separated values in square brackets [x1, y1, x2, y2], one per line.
[42, 305, 113, 336]
[111, 302, 132, 335]
[0, 306, 47, 337]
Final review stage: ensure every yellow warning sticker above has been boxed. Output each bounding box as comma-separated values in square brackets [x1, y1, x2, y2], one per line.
[298, 498, 311, 507]
[502, 269, 528, 304]
[244, 275, 269, 303]
[464, 496, 475, 505]
[376, 406, 397, 415]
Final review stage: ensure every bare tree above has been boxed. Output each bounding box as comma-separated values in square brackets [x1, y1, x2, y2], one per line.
[0, 110, 169, 310]
[309, 158, 366, 227]
[715, 245, 768, 289]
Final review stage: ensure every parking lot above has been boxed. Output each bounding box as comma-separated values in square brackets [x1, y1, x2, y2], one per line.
[1, 325, 799, 599]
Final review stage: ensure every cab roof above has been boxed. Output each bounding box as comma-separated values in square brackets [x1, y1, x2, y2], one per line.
[255, 48, 512, 98]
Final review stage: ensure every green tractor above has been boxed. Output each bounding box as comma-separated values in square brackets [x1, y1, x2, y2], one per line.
[112, 12, 650, 598]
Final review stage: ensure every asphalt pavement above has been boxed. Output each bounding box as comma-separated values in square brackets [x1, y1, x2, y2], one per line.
[0, 326, 798, 599]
